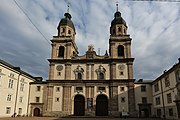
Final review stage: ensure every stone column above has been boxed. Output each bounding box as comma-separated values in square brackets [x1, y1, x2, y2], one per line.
[65, 63, 71, 80]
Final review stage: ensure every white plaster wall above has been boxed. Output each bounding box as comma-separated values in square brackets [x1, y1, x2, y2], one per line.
[118, 86, 128, 112]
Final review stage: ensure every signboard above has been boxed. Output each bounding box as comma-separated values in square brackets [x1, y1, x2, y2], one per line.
[87, 98, 93, 111]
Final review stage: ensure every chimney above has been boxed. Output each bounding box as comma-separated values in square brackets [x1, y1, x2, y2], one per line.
[13, 67, 21, 71]
[34, 77, 43, 82]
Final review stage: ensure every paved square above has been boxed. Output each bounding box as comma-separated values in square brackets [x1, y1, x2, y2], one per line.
[0, 117, 163, 120]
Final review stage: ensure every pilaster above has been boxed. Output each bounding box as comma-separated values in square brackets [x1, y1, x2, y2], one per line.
[62, 86, 72, 112]
[48, 63, 55, 80]
[47, 86, 54, 111]
[65, 63, 71, 80]
[110, 62, 116, 79]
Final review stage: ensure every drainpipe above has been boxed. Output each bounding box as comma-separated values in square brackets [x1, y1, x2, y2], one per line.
[14, 69, 21, 116]
[27, 82, 32, 116]
[160, 79, 166, 119]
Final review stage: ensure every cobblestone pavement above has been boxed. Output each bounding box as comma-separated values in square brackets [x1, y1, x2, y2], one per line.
[0, 117, 163, 120]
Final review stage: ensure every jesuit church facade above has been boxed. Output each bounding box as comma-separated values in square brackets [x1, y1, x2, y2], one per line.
[42, 6, 136, 117]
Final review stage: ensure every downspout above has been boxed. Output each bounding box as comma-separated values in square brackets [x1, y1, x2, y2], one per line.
[14, 71, 21, 115]
[27, 82, 32, 116]
[160, 80, 166, 119]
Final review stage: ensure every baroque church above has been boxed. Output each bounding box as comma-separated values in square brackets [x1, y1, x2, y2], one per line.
[1, 3, 180, 119]
[44, 4, 136, 117]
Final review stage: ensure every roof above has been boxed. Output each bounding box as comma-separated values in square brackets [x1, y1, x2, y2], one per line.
[152, 60, 180, 83]
[58, 13, 75, 31]
[134, 79, 153, 84]
[0, 59, 37, 80]
[111, 11, 126, 27]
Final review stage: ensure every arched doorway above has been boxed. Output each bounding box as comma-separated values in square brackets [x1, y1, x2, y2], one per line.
[141, 108, 150, 118]
[96, 94, 108, 116]
[33, 108, 40, 116]
[74, 95, 85, 116]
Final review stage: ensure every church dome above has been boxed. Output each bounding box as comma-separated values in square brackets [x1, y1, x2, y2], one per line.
[111, 11, 126, 27]
[58, 13, 75, 31]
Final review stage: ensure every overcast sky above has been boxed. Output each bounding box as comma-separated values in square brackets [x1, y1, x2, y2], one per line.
[0, 0, 180, 80]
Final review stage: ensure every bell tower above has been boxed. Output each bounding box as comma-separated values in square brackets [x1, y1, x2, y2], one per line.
[50, 6, 78, 59]
[48, 6, 78, 80]
[109, 4, 132, 59]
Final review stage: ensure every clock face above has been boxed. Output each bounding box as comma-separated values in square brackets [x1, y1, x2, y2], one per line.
[56, 65, 63, 71]
[118, 65, 125, 70]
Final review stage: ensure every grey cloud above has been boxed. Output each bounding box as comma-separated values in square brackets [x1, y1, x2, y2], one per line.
[0, 0, 180, 80]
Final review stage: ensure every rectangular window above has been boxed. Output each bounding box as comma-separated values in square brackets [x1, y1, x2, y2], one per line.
[142, 97, 147, 104]
[157, 109, 161, 117]
[154, 83, 159, 92]
[57, 72, 61, 76]
[165, 77, 170, 87]
[36, 86, 41, 91]
[18, 108, 22, 115]
[120, 87, 125, 92]
[7, 94, 12, 101]
[121, 97, 125, 103]
[35, 97, 40, 102]
[20, 83, 24, 91]
[76, 87, 83, 91]
[119, 71, 124, 76]
[156, 97, 160, 105]
[8, 79, 13, 88]
[167, 93, 172, 103]
[6, 107, 11, 114]
[19, 97, 23, 103]
[55, 97, 59, 102]
[141, 86, 146, 92]
[98, 87, 105, 91]
[56, 87, 60, 92]
[9, 73, 14, 78]
[169, 108, 173, 116]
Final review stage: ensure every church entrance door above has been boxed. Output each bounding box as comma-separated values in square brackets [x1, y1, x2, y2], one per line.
[33, 108, 40, 116]
[96, 94, 108, 116]
[74, 95, 85, 116]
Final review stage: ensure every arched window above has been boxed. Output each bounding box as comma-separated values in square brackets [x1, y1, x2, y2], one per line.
[118, 27, 121, 32]
[68, 30, 71, 34]
[99, 73, 104, 80]
[118, 45, 124, 57]
[74, 65, 84, 80]
[124, 29, 126, 34]
[77, 73, 82, 80]
[62, 28, 65, 33]
[95, 65, 106, 80]
[58, 46, 65, 58]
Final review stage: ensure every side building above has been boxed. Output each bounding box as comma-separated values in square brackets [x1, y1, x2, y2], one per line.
[152, 58, 180, 119]
[0, 59, 37, 117]
[134, 79, 153, 118]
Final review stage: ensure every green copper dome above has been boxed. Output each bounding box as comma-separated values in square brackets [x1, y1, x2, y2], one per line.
[58, 13, 75, 31]
[111, 11, 126, 27]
